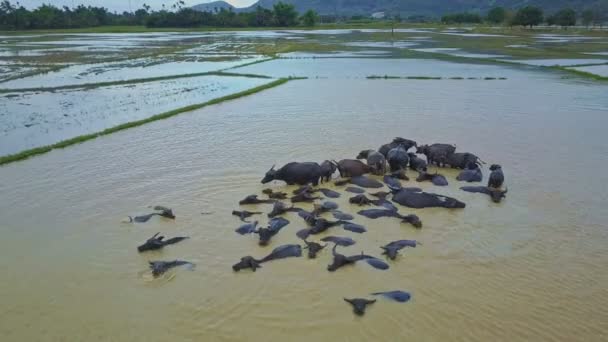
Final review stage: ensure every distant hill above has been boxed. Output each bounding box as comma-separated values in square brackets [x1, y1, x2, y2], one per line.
[192, 1, 235, 13]
[226, 0, 603, 17]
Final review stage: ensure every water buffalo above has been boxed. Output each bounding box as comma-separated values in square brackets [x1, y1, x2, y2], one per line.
[349, 194, 374, 206]
[387, 145, 409, 172]
[302, 239, 327, 258]
[461, 186, 508, 203]
[262, 188, 288, 200]
[239, 195, 275, 205]
[232, 210, 262, 222]
[416, 144, 456, 167]
[407, 153, 428, 171]
[267, 202, 301, 218]
[236, 221, 258, 235]
[318, 188, 341, 198]
[332, 211, 354, 221]
[291, 192, 321, 203]
[320, 160, 337, 183]
[457, 163, 483, 182]
[446, 152, 484, 169]
[327, 245, 389, 272]
[349, 175, 384, 188]
[333, 159, 370, 178]
[391, 188, 466, 209]
[344, 298, 376, 316]
[380, 240, 418, 260]
[149, 260, 194, 277]
[262, 162, 322, 186]
[357, 150, 387, 175]
[416, 170, 449, 186]
[343, 223, 367, 233]
[254, 217, 290, 245]
[488, 164, 505, 188]
[312, 201, 339, 215]
[379, 137, 417, 157]
[321, 236, 356, 246]
[371, 290, 411, 303]
[129, 206, 175, 223]
[357, 209, 422, 228]
[232, 244, 302, 272]
[137, 233, 189, 252]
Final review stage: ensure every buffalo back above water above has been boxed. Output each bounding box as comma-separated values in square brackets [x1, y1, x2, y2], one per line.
[261, 162, 322, 186]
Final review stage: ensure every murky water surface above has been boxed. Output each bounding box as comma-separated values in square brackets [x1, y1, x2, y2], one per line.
[1, 31, 608, 342]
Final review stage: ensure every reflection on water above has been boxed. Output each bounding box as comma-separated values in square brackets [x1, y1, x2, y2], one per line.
[1, 65, 607, 341]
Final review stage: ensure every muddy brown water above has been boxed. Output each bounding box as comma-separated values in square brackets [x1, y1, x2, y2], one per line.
[1, 69, 608, 341]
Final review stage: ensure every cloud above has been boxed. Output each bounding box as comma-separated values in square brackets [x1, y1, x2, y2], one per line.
[15, 0, 258, 12]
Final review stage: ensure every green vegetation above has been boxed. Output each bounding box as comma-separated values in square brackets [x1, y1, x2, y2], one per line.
[510, 6, 544, 28]
[547, 8, 576, 29]
[0, 0, 314, 30]
[552, 66, 608, 82]
[441, 12, 482, 24]
[272, 2, 298, 27]
[582, 9, 594, 28]
[301, 10, 319, 27]
[0, 78, 295, 165]
[486, 7, 506, 24]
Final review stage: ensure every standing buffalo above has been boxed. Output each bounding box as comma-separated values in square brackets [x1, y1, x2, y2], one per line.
[356, 150, 387, 175]
[488, 164, 505, 188]
[262, 162, 322, 186]
[333, 159, 370, 178]
[446, 152, 484, 169]
[407, 153, 427, 171]
[379, 137, 417, 157]
[320, 160, 337, 183]
[416, 144, 456, 167]
[387, 145, 409, 172]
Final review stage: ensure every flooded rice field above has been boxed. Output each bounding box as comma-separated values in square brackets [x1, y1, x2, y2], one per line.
[1, 29, 608, 341]
[0, 75, 269, 155]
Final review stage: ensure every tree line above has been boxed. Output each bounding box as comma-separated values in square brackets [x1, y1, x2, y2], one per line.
[442, 5, 608, 28]
[0, 1, 319, 30]
[1, 0, 607, 30]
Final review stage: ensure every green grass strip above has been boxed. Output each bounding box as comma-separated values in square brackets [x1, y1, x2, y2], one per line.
[0, 78, 292, 166]
[222, 57, 276, 71]
[550, 66, 608, 82]
[0, 71, 272, 94]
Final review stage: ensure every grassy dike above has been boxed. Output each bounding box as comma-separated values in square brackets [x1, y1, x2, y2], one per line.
[0, 70, 273, 94]
[0, 78, 295, 166]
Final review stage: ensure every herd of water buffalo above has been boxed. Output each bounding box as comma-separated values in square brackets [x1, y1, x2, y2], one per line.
[132, 137, 507, 316]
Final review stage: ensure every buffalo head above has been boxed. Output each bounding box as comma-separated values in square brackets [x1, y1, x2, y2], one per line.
[490, 187, 508, 203]
[261, 165, 276, 184]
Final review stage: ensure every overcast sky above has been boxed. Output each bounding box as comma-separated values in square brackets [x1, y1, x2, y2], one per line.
[16, 1, 258, 12]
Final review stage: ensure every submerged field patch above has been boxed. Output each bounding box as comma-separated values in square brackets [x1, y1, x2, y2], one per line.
[0, 55, 266, 89]
[231, 57, 516, 79]
[0, 75, 270, 156]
